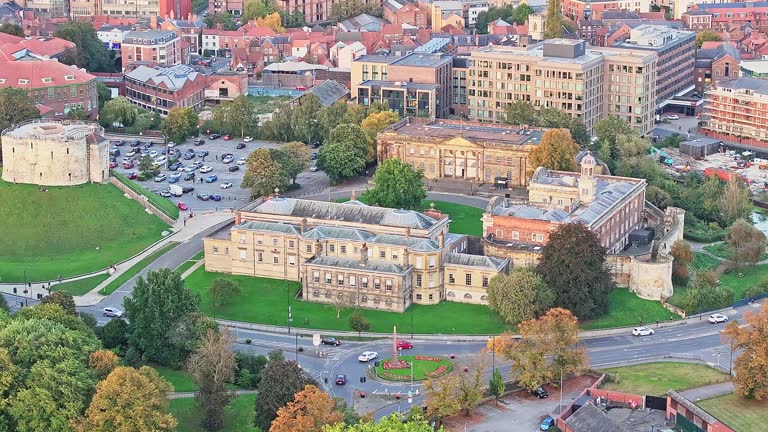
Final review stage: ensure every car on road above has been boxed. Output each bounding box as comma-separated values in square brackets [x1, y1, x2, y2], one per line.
[667, 115, 680, 120]
[154, 174, 167, 182]
[358, 351, 379, 362]
[243, 136, 254, 142]
[396, 340, 414, 349]
[310, 166, 319, 172]
[310, 152, 318, 160]
[223, 135, 232, 140]
[169, 173, 182, 183]
[177, 202, 188, 210]
[197, 193, 210, 201]
[183, 172, 196, 181]
[335, 374, 347, 385]
[237, 157, 246, 165]
[126, 149, 136, 157]
[220, 181, 233, 189]
[205, 175, 218, 183]
[169, 161, 183, 171]
[708, 313, 728, 324]
[236, 143, 246, 149]
[208, 134, 221, 140]
[632, 326, 654, 336]
[540, 416, 555, 430]
[126, 172, 137, 180]
[228, 165, 239, 172]
[194, 139, 206, 146]
[196, 150, 209, 157]
[182, 186, 195, 193]
[321, 337, 341, 346]
[103, 307, 124, 318]
[210, 194, 222, 201]
[531, 387, 549, 399]
[200, 166, 213, 173]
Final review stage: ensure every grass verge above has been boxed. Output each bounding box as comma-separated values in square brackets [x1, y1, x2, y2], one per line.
[697, 394, 768, 432]
[169, 394, 259, 432]
[692, 252, 721, 272]
[375, 355, 454, 381]
[580, 289, 673, 330]
[112, 170, 180, 220]
[601, 362, 730, 396]
[704, 242, 768, 261]
[51, 274, 111, 296]
[99, 242, 180, 295]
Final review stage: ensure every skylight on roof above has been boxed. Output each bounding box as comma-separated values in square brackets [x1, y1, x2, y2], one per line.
[64, 75, 75, 80]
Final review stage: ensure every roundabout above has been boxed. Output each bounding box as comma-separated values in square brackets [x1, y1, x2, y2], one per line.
[374, 355, 455, 382]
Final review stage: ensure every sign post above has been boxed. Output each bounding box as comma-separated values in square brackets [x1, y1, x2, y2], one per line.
[312, 333, 321, 355]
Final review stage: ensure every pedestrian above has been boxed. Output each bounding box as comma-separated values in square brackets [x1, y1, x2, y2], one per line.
[216, 154, 219, 161]
[183, 218, 187, 227]
[58, 274, 61, 283]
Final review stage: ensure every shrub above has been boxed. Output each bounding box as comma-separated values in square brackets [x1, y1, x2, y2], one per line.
[123, 347, 143, 368]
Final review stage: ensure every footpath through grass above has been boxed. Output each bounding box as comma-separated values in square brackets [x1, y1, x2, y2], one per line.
[112, 171, 180, 220]
[601, 362, 730, 396]
[99, 242, 180, 295]
[580, 289, 673, 330]
[698, 394, 768, 432]
[0, 173, 169, 282]
[185, 268, 507, 334]
[169, 394, 259, 432]
[52, 274, 110, 296]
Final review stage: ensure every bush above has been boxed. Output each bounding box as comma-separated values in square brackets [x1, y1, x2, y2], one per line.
[236, 369, 255, 389]
[123, 347, 143, 368]
[100, 318, 129, 349]
[672, 267, 690, 286]
[79, 312, 98, 330]
[744, 281, 768, 299]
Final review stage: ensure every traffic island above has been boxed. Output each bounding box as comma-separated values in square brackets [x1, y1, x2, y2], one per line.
[374, 355, 454, 382]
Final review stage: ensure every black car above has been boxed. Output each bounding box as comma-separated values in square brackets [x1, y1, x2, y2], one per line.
[531, 387, 549, 399]
[335, 374, 347, 385]
[194, 139, 206, 146]
[196, 150, 209, 157]
[114, 140, 125, 146]
[183, 172, 196, 181]
[321, 337, 341, 346]
[143, 142, 153, 148]
[208, 134, 221, 140]
[182, 186, 195, 193]
[130, 140, 141, 147]
[169, 161, 183, 171]
[236, 143, 246, 149]
[228, 165, 239, 172]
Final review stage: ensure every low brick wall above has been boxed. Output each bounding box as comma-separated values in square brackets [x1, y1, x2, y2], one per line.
[588, 388, 644, 409]
[110, 177, 175, 225]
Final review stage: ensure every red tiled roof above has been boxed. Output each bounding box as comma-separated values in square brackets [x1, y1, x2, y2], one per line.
[0, 36, 74, 58]
[36, 104, 53, 116]
[381, 24, 402, 36]
[0, 33, 22, 44]
[0, 60, 95, 89]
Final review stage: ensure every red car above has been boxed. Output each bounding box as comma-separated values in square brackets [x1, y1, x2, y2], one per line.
[397, 340, 413, 349]
[123, 162, 134, 169]
[126, 172, 138, 180]
[109, 161, 118, 168]
[223, 135, 232, 141]
[177, 202, 188, 210]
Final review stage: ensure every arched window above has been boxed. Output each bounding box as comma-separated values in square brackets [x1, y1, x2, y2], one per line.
[447, 291, 455, 297]
[464, 293, 472, 299]
[373, 297, 380, 304]
[361, 295, 368, 303]
[480, 295, 488, 301]
[313, 289, 320, 297]
[337, 292, 344, 299]
[325, 291, 332, 298]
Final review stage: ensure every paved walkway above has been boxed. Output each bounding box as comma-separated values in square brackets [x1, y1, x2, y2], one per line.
[679, 382, 735, 402]
[0, 211, 235, 307]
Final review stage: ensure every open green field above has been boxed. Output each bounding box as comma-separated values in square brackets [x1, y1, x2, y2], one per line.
[717, 263, 768, 300]
[602, 363, 730, 396]
[153, 365, 198, 392]
[112, 171, 180, 220]
[169, 394, 259, 432]
[0, 173, 169, 282]
[51, 274, 110, 296]
[375, 355, 454, 381]
[185, 268, 508, 334]
[580, 289, 673, 330]
[698, 394, 768, 432]
[99, 242, 180, 295]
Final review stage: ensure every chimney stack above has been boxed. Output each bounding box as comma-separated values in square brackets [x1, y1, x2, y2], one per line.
[438, 232, 445, 248]
[300, 217, 307, 233]
[360, 243, 368, 267]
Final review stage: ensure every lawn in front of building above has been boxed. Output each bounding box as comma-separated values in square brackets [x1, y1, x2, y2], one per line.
[0, 173, 169, 282]
[601, 362, 730, 396]
[169, 394, 259, 432]
[580, 289, 673, 330]
[697, 393, 768, 432]
[184, 268, 508, 334]
[51, 274, 111, 296]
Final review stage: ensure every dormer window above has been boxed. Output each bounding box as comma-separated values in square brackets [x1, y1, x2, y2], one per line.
[41, 77, 52, 83]
[18, 79, 28, 85]
[64, 75, 75, 81]
[0, 79, 5, 84]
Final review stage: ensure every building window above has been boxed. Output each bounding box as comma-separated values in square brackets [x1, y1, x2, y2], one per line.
[373, 297, 380, 304]
[239, 250, 246, 261]
[256, 252, 263, 262]
[325, 291, 332, 298]
[273, 255, 279, 264]
[349, 275, 356, 287]
[329, 244, 335, 252]
[447, 291, 455, 297]
[481, 295, 488, 301]
[374, 279, 381, 290]
[428, 256, 436, 268]
[340, 245, 347, 254]
[337, 275, 344, 286]
[429, 294, 434, 301]
[416, 294, 422, 300]
[288, 240, 295, 248]
[288, 256, 296, 266]
[306, 245, 312, 253]
[256, 236, 262, 245]
[272, 238, 278, 246]
[416, 274, 422, 287]
[416, 257, 423, 267]
[449, 273, 455, 283]
[379, 250, 386, 258]
[239, 235, 246, 243]
[313, 289, 320, 297]
[361, 278, 368, 288]
[361, 295, 368, 303]
[313, 272, 320, 283]
[212, 246, 219, 254]
[465, 274, 472, 286]
[392, 251, 398, 260]
[325, 273, 332, 284]
[482, 276, 489, 287]
[385, 280, 392, 291]
[512, 231, 519, 240]
[464, 293, 473, 299]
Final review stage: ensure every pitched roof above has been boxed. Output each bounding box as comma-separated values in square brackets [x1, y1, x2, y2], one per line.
[306, 256, 409, 275]
[302, 80, 349, 106]
[444, 253, 508, 270]
[564, 403, 628, 432]
[0, 36, 74, 58]
[0, 60, 95, 89]
[125, 64, 201, 91]
[236, 221, 301, 235]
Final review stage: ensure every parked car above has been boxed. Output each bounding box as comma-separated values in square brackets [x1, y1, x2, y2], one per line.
[210, 194, 222, 201]
[194, 139, 206, 146]
[126, 150, 136, 157]
[222, 155, 234, 164]
[167, 141, 177, 147]
[109, 161, 118, 168]
[223, 135, 232, 140]
[208, 134, 220, 140]
[358, 351, 378, 362]
[184, 165, 197, 172]
[130, 140, 141, 147]
[177, 202, 188, 210]
[708, 313, 728, 324]
[632, 327, 654, 336]
[182, 186, 195, 193]
[335, 374, 347, 385]
[237, 157, 246, 165]
[236, 143, 246, 149]
[228, 165, 239, 172]
[200, 166, 213, 173]
[183, 152, 196, 160]
[103, 307, 124, 317]
[113, 140, 125, 146]
[155, 156, 167, 165]
[321, 337, 341, 346]
[205, 175, 218, 183]
[396, 340, 413, 350]
[196, 150, 209, 157]
[154, 174, 167, 182]
[148, 150, 157, 158]
[310, 166, 319, 172]
[220, 181, 233, 189]
[143, 141, 154, 148]
[310, 152, 318, 160]
[531, 387, 549, 399]
[126, 172, 138, 180]
[169, 173, 182, 183]
[140, 148, 149, 155]
[667, 114, 680, 120]
[183, 172, 196, 181]
[243, 136, 254, 142]
[197, 193, 210, 201]
[169, 161, 183, 171]
[540, 416, 555, 431]
[109, 147, 120, 156]
[159, 189, 172, 197]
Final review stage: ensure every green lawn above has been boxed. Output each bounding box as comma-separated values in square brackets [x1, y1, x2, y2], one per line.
[580, 289, 673, 330]
[99, 242, 180, 295]
[692, 252, 721, 272]
[0, 173, 169, 282]
[185, 268, 508, 334]
[153, 365, 198, 392]
[698, 394, 768, 432]
[602, 363, 730, 396]
[169, 395, 259, 432]
[112, 171, 180, 220]
[51, 274, 110, 296]
[176, 251, 205, 276]
[717, 263, 768, 301]
[704, 242, 768, 262]
[375, 355, 454, 381]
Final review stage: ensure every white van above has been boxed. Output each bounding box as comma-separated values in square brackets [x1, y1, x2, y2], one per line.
[168, 185, 183, 197]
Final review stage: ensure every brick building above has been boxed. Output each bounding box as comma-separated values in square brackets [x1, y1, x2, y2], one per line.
[121, 30, 184, 71]
[384, 0, 429, 27]
[210, 0, 244, 16]
[685, 2, 768, 33]
[701, 76, 768, 149]
[100, 0, 191, 17]
[693, 43, 741, 91]
[683, 9, 713, 30]
[161, 19, 204, 55]
[562, 0, 653, 20]
[666, 391, 735, 432]
[124, 64, 207, 115]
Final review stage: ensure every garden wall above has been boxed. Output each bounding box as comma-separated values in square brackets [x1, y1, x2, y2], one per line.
[109, 177, 175, 225]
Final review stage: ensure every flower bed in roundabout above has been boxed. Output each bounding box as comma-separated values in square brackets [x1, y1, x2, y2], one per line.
[374, 355, 455, 382]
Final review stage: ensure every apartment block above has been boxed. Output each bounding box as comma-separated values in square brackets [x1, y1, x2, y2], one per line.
[121, 30, 183, 71]
[701, 77, 768, 149]
[683, 2, 768, 31]
[124, 64, 207, 115]
[100, 0, 191, 17]
[466, 39, 657, 136]
[562, 0, 653, 20]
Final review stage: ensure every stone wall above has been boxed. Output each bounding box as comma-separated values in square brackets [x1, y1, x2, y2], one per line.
[109, 177, 176, 225]
[629, 254, 674, 300]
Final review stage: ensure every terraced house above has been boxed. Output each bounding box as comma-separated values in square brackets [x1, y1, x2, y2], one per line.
[204, 196, 509, 311]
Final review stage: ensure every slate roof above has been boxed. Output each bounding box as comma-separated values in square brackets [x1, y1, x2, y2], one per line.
[717, 76, 768, 93]
[666, 390, 719, 424]
[303, 80, 349, 106]
[339, 13, 384, 32]
[125, 65, 200, 91]
[236, 221, 301, 235]
[303, 226, 374, 242]
[263, 61, 329, 72]
[564, 402, 628, 432]
[306, 256, 409, 274]
[444, 253, 508, 270]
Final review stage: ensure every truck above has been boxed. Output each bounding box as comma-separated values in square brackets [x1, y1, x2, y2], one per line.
[168, 185, 183, 197]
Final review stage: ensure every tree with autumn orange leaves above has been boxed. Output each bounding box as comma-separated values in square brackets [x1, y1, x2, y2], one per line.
[723, 303, 768, 400]
[528, 129, 580, 175]
[490, 308, 586, 391]
[89, 349, 119, 378]
[269, 385, 342, 432]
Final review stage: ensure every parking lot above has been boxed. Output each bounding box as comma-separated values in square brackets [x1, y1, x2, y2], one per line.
[109, 135, 329, 213]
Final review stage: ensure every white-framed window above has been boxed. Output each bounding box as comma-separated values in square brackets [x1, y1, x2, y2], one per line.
[512, 231, 519, 240]
[392, 251, 398, 260]
[482, 276, 489, 287]
[380, 250, 386, 258]
[337, 275, 344, 286]
[255, 236, 262, 244]
[340, 245, 347, 254]
[374, 279, 381, 290]
[449, 273, 455, 283]
[349, 275, 356, 286]
[329, 244, 335, 252]
[288, 256, 296, 266]
[465, 274, 472, 286]
[416, 274, 422, 287]
[313, 272, 320, 283]
[428, 256, 436, 268]
[306, 245, 312, 253]
[257, 252, 263, 262]
[212, 246, 219, 254]
[240, 235, 246, 244]
[429, 273, 435, 287]
[273, 255, 279, 264]
[361, 277, 368, 288]
[272, 238, 278, 246]
[239, 250, 246, 261]
[325, 273, 332, 284]
[385, 280, 393, 291]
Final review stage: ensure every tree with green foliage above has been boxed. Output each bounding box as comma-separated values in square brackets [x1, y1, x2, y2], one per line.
[348, 310, 370, 336]
[510, 3, 535, 24]
[536, 223, 614, 320]
[502, 100, 537, 125]
[282, 141, 311, 184]
[280, 9, 307, 28]
[696, 29, 722, 48]
[544, 0, 564, 38]
[330, 0, 381, 22]
[324, 413, 442, 431]
[242, 147, 291, 198]
[342, 103, 369, 124]
[318, 124, 368, 184]
[360, 110, 399, 162]
[720, 177, 751, 226]
[726, 219, 767, 268]
[316, 101, 349, 142]
[0, 22, 23, 37]
[41, 291, 76, 315]
[254, 360, 314, 431]
[100, 317, 129, 349]
[365, 159, 425, 210]
[529, 129, 580, 173]
[16, 303, 91, 333]
[594, 115, 634, 170]
[54, 21, 113, 72]
[244, 0, 278, 21]
[124, 268, 201, 366]
[213, 95, 257, 137]
[487, 268, 555, 325]
[188, 329, 237, 431]
[0, 295, 8, 312]
[0, 87, 40, 161]
[203, 11, 238, 30]
[292, 94, 323, 144]
[261, 102, 296, 142]
[235, 352, 268, 389]
[163, 107, 198, 144]
[208, 278, 241, 314]
[682, 271, 734, 314]
[489, 368, 505, 406]
[99, 96, 138, 128]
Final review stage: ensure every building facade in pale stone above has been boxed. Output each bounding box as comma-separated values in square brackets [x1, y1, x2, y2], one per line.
[1, 120, 109, 186]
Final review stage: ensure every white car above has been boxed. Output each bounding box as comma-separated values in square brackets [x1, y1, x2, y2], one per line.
[243, 136, 254, 142]
[667, 115, 680, 120]
[310, 166, 319, 172]
[103, 307, 124, 318]
[200, 166, 213, 173]
[708, 313, 729, 324]
[236, 157, 246, 165]
[155, 156, 167, 165]
[220, 181, 233, 189]
[358, 351, 379, 362]
[632, 327, 654, 336]
[149, 150, 158, 158]
[167, 141, 177, 147]
[126, 150, 136, 157]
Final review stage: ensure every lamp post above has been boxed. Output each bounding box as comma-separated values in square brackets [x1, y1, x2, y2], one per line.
[488, 336, 496, 370]
[410, 293, 414, 339]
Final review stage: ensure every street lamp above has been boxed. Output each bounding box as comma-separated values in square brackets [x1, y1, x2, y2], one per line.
[488, 335, 495, 371]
